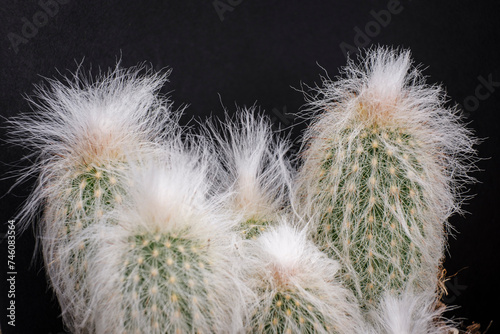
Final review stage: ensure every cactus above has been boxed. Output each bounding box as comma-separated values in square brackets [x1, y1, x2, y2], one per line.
[120, 230, 214, 333]
[11, 54, 477, 333]
[296, 47, 476, 313]
[242, 222, 364, 334]
[310, 125, 432, 307]
[86, 145, 246, 334]
[11, 65, 175, 332]
[43, 163, 125, 328]
[205, 107, 292, 239]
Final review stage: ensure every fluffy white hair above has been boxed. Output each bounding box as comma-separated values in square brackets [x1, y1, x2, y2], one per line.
[241, 221, 364, 333]
[205, 107, 293, 223]
[84, 138, 248, 333]
[367, 291, 456, 334]
[10, 63, 179, 231]
[9, 64, 179, 332]
[299, 47, 477, 223]
[296, 47, 476, 330]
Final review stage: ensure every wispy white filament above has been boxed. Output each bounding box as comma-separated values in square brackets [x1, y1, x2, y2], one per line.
[241, 221, 364, 333]
[296, 47, 477, 331]
[10, 64, 178, 333]
[205, 107, 294, 237]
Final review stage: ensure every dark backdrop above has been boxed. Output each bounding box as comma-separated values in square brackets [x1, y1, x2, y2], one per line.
[1, 1, 499, 333]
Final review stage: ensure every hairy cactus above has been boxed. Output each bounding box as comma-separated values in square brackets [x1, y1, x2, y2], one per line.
[206, 107, 293, 240]
[296, 48, 476, 313]
[45, 163, 125, 330]
[10, 53, 478, 334]
[242, 222, 364, 334]
[11, 65, 175, 332]
[87, 144, 246, 333]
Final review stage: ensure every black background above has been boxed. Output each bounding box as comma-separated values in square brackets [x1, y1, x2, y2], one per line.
[1, 1, 499, 333]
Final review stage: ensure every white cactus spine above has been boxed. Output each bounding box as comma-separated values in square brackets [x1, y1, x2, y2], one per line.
[206, 107, 293, 239]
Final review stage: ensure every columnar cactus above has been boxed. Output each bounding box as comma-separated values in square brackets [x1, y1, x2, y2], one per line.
[43, 162, 125, 330]
[11, 66, 175, 332]
[296, 48, 476, 313]
[86, 144, 246, 333]
[207, 108, 292, 239]
[242, 222, 364, 334]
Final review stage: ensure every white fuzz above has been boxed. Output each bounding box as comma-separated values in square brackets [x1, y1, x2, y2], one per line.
[296, 47, 477, 306]
[368, 291, 456, 334]
[205, 107, 293, 239]
[242, 221, 364, 333]
[120, 142, 226, 237]
[11, 64, 177, 231]
[85, 140, 247, 334]
[9, 64, 177, 333]
[300, 47, 476, 222]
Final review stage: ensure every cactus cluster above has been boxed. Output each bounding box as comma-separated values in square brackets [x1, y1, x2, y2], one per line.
[10, 65, 176, 332]
[12, 47, 476, 333]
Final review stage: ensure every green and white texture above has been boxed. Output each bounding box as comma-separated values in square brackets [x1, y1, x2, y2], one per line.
[86, 143, 246, 333]
[12, 66, 177, 333]
[207, 110, 367, 333]
[11, 49, 478, 334]
[206, 108, 293, 240]
[241, 222, 364, 334]
[296, 48, 476, 327]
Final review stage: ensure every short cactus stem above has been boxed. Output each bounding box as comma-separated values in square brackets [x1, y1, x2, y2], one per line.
[85, 149, 246, 333]
[243, 223, 363, 334]
[204, 108, 293, 241]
